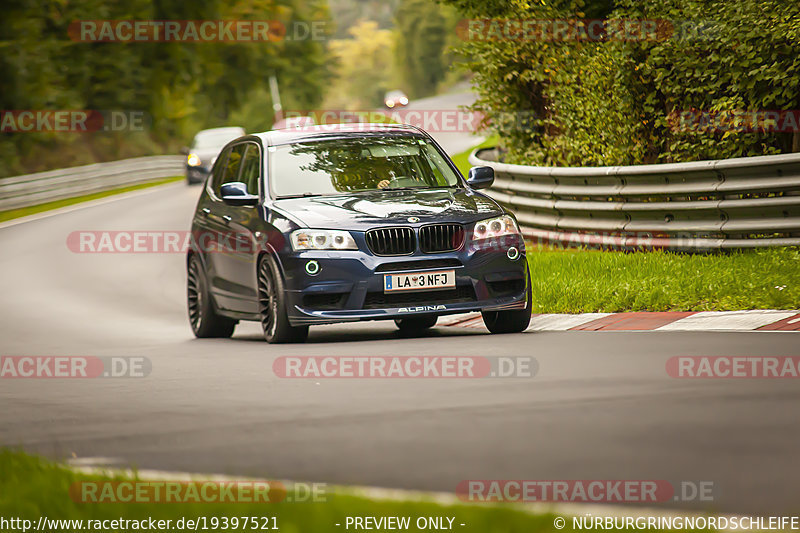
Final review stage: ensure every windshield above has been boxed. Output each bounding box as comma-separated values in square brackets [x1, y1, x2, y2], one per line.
[270, 135, 461, 197]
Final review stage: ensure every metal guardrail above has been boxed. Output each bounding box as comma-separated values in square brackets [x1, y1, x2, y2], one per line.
[0, 156, 185, 211]
[470, 148, 800, 250]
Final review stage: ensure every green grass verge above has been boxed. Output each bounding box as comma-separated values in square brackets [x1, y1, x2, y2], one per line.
[451, 135, 498, 177]
[527, 247, 800, 313]
[0, 450, 566, 533]
[0, 176, 183, 223]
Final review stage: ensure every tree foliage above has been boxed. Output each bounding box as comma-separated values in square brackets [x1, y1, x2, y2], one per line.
[393, 0, 449, 98]
[328, 0, 400, 38]
[323, 20, 396, 109]
[0, 0, 331, 176]
[441, 0, 800, 165]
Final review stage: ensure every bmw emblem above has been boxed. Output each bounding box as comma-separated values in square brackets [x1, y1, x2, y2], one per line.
[407, 217, 420, 223]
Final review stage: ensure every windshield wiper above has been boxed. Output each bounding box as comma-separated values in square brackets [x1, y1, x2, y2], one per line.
[275, 192, 323, 199]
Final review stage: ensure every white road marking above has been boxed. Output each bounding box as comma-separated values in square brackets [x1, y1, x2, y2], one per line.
[438, 312, 481, 326]
[526, 313, 613, 331]
[67, 456, 123, 466]
[656, 310, 799, 331]
[443, 311, 800, 332]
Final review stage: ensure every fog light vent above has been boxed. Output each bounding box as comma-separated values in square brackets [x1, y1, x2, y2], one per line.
[305, 260, 320, 275]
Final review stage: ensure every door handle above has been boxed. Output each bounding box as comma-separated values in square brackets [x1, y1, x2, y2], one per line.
[201, 208, 210, 216]
[222, 215, 232, 222]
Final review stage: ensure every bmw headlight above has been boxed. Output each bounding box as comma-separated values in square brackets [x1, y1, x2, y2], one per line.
[472, 215, 520, 240]
[187, 153, 202, 167]
[291, 229, 358, 251]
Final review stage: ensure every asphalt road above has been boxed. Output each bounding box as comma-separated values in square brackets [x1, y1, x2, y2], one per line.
[1, 91, 799, 517]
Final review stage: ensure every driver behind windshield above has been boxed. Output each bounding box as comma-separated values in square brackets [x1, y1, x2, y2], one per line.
[271, 136, 460, 198]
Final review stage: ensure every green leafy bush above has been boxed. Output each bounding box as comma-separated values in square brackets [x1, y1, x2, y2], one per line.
[443, 0, 800, 165]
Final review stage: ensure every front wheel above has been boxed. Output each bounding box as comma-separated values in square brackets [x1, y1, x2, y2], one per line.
[187, 254, 237, 338]
[481, 269, 532, 334]
[258, 255, 309, 344]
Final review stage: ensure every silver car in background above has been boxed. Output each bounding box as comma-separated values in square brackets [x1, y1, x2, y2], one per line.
[183, 127, 246, 184]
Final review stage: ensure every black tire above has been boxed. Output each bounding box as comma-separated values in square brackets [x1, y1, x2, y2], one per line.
[481, 269, 532, 334]
[187, 254, 237, 338]
[395, 315, 438, 334]
[258, 255, 309, 344]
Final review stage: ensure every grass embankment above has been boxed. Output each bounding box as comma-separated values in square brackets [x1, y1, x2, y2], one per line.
[526, 247, 800, 313]
[0, 176, 183, 223]
[450, 141, 799, 313]
[451, 135, 498, 177]
[0, 450, 561, 533]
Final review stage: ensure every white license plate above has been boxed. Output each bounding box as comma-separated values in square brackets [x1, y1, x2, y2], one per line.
[384, 270, 456, 293]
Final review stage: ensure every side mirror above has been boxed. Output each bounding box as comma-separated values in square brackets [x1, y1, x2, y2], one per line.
[467, 166, 494, 190]
[179, 147, 190, 155]
[220, 182, 259, 206]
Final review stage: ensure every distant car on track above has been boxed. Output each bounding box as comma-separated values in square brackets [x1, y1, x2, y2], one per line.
[186, 123, 531, 343]
[183, 127, 246, 184]
[384, 90, 409, 109]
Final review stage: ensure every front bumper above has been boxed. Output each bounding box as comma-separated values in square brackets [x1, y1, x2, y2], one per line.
[280, 235, 528, 326]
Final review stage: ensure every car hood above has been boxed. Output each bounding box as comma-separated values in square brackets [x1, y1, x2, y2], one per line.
[272, 188, 504, 230]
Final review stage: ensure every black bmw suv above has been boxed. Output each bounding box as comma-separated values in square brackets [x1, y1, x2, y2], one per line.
[187, 123, 531, 343]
